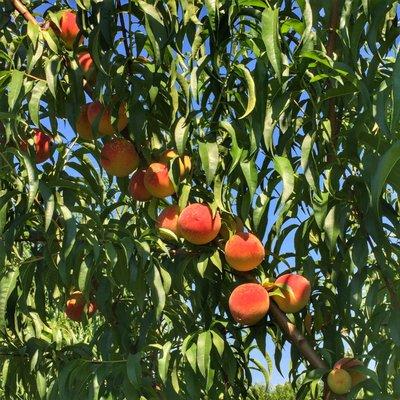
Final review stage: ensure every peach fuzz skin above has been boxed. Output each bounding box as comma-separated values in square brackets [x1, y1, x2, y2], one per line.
[224, 232, 265, 272]
[77, 51, 95, 80]
[156, 205, 180, 237]
[128, 169, 152, 201]
[75, 105, 94, 141]
[57, 10, 83, 49]
[87, 102, 128, 136]
[20, 130, 52, 163]
[333, 358, 366, 387]
[177, 203, 221, 245]
[229, 283, 270, 326]
[143, 163, 175, 198]
[65, 291, 96, 322]
[327, 369, 352, 395]
[272, 273, 311, 313]
[100, 139, 139, 177]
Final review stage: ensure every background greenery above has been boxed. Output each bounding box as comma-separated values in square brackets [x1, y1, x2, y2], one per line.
[0, 0, 399, 399]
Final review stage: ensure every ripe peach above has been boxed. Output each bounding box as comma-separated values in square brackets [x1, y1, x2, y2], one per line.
[77, 51, 95, 81]
[20, 130, 52, 163]
[177, 203, 221, 245]
[228, 283, 270, 326]
[128, 169, 152, 201]
[272, 273, 311, 313]
[75, 104, 94, 141]
[87, 101, 128, 136]
[160, 149, 191, 178]
[57, 10, 83, 49]
[143, 163, 175, 198]
[100, 138, 139, 177]
[156, 205, 180, 237]
[65, 291, 96, 322]
[224, 232, 265, 272]
[334, 358, 366, 387]
[327, 369, 352, 395]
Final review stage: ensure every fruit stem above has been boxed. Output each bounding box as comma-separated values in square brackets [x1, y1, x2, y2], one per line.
[10, 0, 37, 24]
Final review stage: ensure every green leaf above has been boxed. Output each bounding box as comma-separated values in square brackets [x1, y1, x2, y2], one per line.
[19, 150, 39, 212]
[261, 7, 282, 80]
[199, 141, 219, 184]
[371, 141, 400, 215]
[236, 65, 256, 119]
[323, 205, 340, 252]
[158, 341, 172, 383]
[274, 156, 294, 205]
[45, 56, 61, 98]
[8, 70, 24, 110]
[59, 205, 77, 258]
[29, 80, 47, 127]
[0, 268, 19, 331]
[174, 117, 189, 155]
[197, 331, 212, 378]
[127, 353, 142, 389]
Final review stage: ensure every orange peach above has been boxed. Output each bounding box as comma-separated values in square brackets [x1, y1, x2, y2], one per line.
[272, 274, 311, 313]
[128, 169, 152, 201]
[75, 104, 94, 141]
[177, 203, 221, 245]
[333, 358, 366, 387]
[65, 291, 96, 322]
[87, 101, 128, 136]
[100, 138, 139, 177]
[327, 369, 352, 395]
[56, 10, 83, 49]
[77, 51, 95, 81]
[143, 163, 175, 198]
[156, 205, 180, 237]
[160, 149, 191, 178]
[228, 283, 270, 326]
[224, 232, 265, 272]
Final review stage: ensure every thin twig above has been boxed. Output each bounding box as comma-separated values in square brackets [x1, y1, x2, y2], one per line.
[116, 0, 132, 74]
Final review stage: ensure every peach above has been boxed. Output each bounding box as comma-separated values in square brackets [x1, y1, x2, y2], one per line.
[57, 10, 83, 49]
[272, 273, 311, 313]
[160, 149, 191, 178]
[75, 104, 94, 141]
[143, 163, 175, 198]
[87, 101, 128, 136]
[128, 169, 152, 201]
[177, 203, 221, 245]
[100, 138, 139, 177]
[224, 232, 265, 272]
[65, 291, 96, 322]
[156, 205, 180, 237]
[327, 369, 352, 395]
[20, 130, 52, 163]
[334, 358, 366, 387]
[77, 51, 95, 81]
[228, 283, 270, 326]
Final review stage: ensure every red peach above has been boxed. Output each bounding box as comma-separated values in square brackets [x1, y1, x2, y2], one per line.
[65, 291, 96, 322]
[100, 138, 139, 177]
[57, 10, 83, 49]
[333, 358, 366, 387]
[177, 203, 221, 245]
[128, 169, 152, 201]
[228, 283, 270, 326]
[327, 369, 352, 395]
[21, 130, 53, 163]
[160, 149, 191, 178]
[87, 101, 128, 136]
[143, 163, 175, 198]
[224, 232, 265, 272]
[75, 104, 94, 141]
[272, 274, 311, 313]
[77, 51, 95, 81]
[156, 205, 180, 237]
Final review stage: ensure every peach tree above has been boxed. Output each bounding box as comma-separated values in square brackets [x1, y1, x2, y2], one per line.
[0, 0, 399, 399]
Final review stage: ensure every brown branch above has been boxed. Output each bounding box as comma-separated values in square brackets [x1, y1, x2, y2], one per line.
[116, 0, 132, 74]
[326, 0, 341, 162]
[10, 0, 37, 24]
[269, 302, 327, 369]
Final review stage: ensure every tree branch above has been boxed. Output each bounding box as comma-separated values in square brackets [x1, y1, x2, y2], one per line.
[326, 0, 340, 161]
[10, 0, 37, 24]
[116, 0, 132, 74]
[268, 302, 327, 369]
